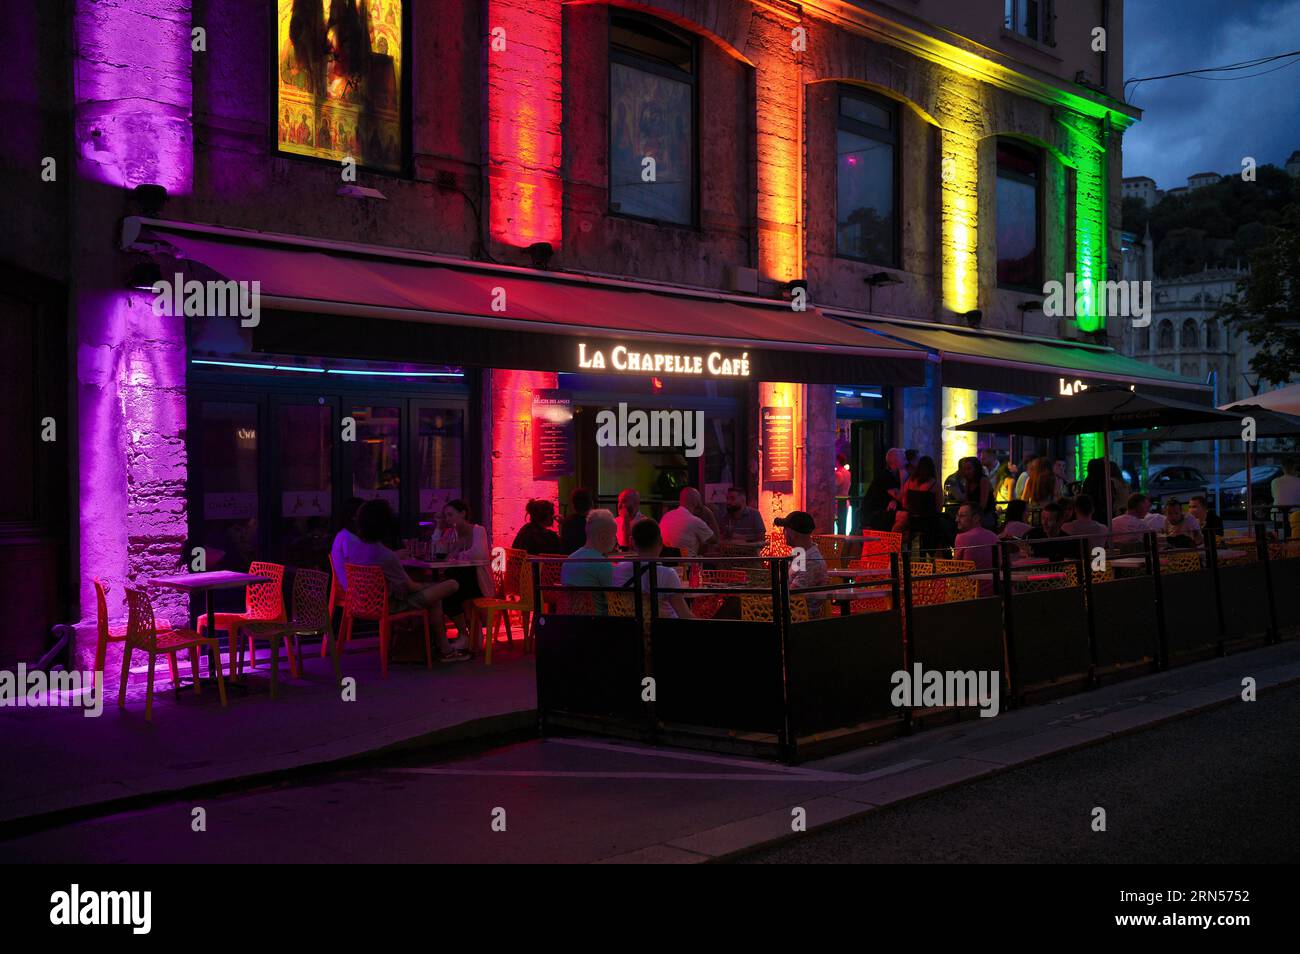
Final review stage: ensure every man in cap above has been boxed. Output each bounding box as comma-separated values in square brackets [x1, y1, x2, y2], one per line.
[775, 510, 829, 617]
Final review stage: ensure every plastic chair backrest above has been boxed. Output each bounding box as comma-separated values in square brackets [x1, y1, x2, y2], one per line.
[502, 547, 528, 600]
[123, 587, 160, 651]
[701, 569, 747, 585]
[93, 578, 112, 645]
[247, 562, 286, 620]
[344, 564, 389, 622]
[862, 531, 902, 554]
[291, 568, 331, 631]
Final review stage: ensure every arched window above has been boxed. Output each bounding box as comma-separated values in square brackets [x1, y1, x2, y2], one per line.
[996, 139, 1042, 289]
[1157, 320, 1173, 350]
[1205, 320, 1219, 349]
[1181, 319, 1199, 350]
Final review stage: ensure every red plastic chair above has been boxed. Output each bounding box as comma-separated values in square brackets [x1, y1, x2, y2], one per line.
[93, 578, 172, 680]
[340, 564, 430, 678]
[694, 569, 747, 620]
[120, 586, 227, 722]
[196, 561, 287, 676]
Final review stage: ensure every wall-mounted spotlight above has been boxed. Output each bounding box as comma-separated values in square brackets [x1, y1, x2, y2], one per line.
[127, 261, 163, 290]
[527, 242, 555, 270]
[864, 271, 901, 312]
[959, 309, 983, 328]
[1017, 300, 1044, 313]
[131, 184, 168, 217]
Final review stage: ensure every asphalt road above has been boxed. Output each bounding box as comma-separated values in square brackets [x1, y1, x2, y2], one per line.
[738, 682, 1300, 864]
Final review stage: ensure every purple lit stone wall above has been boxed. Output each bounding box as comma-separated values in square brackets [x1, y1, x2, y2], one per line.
[73, 0, 193, 659]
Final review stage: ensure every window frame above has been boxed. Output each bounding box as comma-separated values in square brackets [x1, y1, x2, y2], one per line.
[1003, 0, 1055, 46]
[834, 85, 901, 268]
[995, 138, 1045, 293]
[269, 0, 414, 178]
[607, 8, 700, 228]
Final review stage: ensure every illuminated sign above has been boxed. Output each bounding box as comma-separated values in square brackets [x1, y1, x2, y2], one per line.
[577, 342, 751, 378]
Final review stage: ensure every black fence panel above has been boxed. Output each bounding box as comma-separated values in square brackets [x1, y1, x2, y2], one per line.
[1270, 557, 1300, 629]
[910, 598, 1004, 677]
[1219, 563, 1271, 640]
[1091, 577, 1159, 668]
[787, 611, 904, 735]
[1010, 587, 1091, 686]
[535, 614, 645, 721]
[652, 618, 785, 734]
[1160, 569, 1220, 656]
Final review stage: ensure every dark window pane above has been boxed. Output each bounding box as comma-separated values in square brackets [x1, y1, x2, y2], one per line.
[996, 143, 1040, 287]
[416, 406, 464, 524]
[840, 95, 891, 130]
[611, 14, 692, 72]
[279, 404, 333, 570]
[837, 127, 895, 263]
[199, 401, 259, 572]
[351, 405, 401, 515]
[610, 61, 693, 224]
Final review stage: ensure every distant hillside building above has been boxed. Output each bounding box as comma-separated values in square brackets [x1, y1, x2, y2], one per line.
[1288, 150, 1300, 178]
[1122, 175, 1159, 208]
[1187, 171, 1222, 191]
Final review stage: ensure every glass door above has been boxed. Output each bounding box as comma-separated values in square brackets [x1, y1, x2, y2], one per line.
[194, 400, 262, 573]
[412, 401, 467, 537]
[345, 401, 404, 543]
[272, 397, 337, 571]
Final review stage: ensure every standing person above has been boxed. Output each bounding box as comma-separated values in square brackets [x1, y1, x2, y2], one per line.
[561, 509, 617, 614]
[1021, 457, 1056, 512]
[957, 456, 993, 514]
[834, 453, 852, 497]
[718, 486, 765, 542]
[1052, 459, 1070, 497]
[438, 500, 494, 655]
[775, 511, 829, 617]
[979, 448, 1000, 483]
[895, 455, 943, 552]
[560, 487, 593, 553]
[660, 487, 718, 558]
[612, 519, 694, 620]
[863, 447, 905, 532]
[511, 498, 566, 555]
[615, 488, 648, 550]
[1109, 461, 1132, 515]
[903, 449, 919, 485]
[1080, 459, 1111, 523]
[992, 457, 1019, 506]
[1014, 455, 1037, 501]
[350, 500, 463, 661]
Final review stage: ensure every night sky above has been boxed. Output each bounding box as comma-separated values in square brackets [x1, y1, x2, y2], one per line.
[1121, 0, 1300, 188]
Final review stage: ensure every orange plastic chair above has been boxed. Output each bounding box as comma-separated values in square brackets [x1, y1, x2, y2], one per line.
[93, 578, 172, 681]
[196, 561, 287, 676]
[693, 568, 747, 620]
[240, 568, 340, 698]
[340, 564, 431, 678]
[469, 547, 528, 665]
[120, 587, 227, 722]
[935, 559, 978, 602]
[862, 530, 903, 555]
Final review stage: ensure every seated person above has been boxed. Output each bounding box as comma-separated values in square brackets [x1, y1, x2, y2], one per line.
[660, 487, 719, 558]
[954, 502, 999, 597]
[351, 500, 463, 661]
[775, 510, 829, 617]
[1025, 503, 1077, 563]
[1111, 494, 1162, 548]
[718, 486, 766, 542]
[1161, 499, 1202, 548]
[511, 498, 566, 555]
[561, 508, 617, 614]
[1187, 495, 1224, 537]
[1061, 493, 1109, 549]
[612, 519, 694, 619]
[999, 499, 1032, 539]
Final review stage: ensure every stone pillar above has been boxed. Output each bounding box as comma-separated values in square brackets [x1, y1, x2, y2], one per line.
[73, 0, 193, 655]
[803, 384, 837, 534]
[487, 369, 560, 549]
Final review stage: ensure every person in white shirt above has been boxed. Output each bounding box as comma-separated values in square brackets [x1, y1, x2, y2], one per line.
[329, 496, 366, 591]
[659, 487, 718, 557]
[1162, 499, 1202, 547]
[1110, 494, 1163, 548]
[438, 499, 494, 655]
[611, 519, 694, 619]
[775, 511, 829, 617]
[999, 499, 1032, 539]
[1271, 458, 1300, 508]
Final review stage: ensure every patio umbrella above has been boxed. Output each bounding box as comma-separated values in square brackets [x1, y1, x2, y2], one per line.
[1117, 404, 1300, 520]
[1223, 381, 1300, 417]
[955, 386, 1239, 523]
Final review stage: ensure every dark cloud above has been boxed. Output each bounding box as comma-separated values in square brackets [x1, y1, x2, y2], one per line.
[1122, 0, 1300, 186]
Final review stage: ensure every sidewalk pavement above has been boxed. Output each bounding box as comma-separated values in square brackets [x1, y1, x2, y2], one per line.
[0, 639, 537, 827]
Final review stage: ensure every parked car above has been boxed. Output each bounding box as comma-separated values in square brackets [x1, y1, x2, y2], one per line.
[1207, 465, 1281, 519]
[1145, 465, 1208, 506]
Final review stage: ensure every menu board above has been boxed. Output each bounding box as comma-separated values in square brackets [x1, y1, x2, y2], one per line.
[532, 390, 575, 479]
[762, 406, 795, 489]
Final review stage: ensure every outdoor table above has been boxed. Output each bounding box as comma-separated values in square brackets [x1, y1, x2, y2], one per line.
[148, 570, 271, 685]
[814, 585, 892, 616]
[1010, 556, 1050, 566]
[827, 566, 889, 579]
[401, 558, 490, 570]
[973, 570, 1068, 583]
